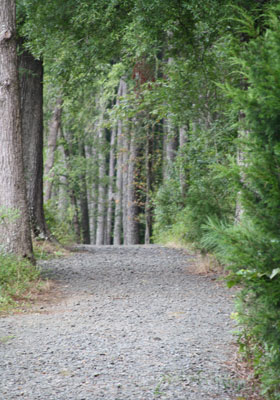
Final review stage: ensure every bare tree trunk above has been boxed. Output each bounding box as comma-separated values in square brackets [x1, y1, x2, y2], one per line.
[163, 117, 178, 180]
[60, 128, 81, 243]
[90, 150, 98, 245]
[79, 142, 90, 244]
[163, 52, 178, 180]
[127, 122, 140, 245]
[113, 78, 127, 245]
[235, 112, 248, 223]
[85, 139, 98, 244]
[179, 125, 188, 199]
[113, 118, 123, 245]
[145, 128, 154, 244]
[57, 170, 68, 220]
[120, 80, 129, 244]
[89, 180, 98, 244]
[19, 46, 49, 238]
[0, 1, 33, 259]
[106, 126, 116, 245]
[44, 98, 63, 203]
[96, 105, 107, 245]
[122, 133, 129, 244]
[69, 191, 81, 243]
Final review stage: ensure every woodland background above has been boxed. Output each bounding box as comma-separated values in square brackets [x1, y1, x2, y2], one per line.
[0, 0, 280, 398]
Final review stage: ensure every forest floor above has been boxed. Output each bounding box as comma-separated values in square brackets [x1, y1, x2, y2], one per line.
[0, 245, 257, 399]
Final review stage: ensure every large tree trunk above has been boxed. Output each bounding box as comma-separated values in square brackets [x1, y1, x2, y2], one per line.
[0, 1, 33, 259]
[96, 105, 107, 245]
[44, 98, 63, 203]
[19, 46, 49, 238]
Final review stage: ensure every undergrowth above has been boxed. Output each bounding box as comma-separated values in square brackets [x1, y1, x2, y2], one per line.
[0, 252, 40, 313]
[0, 239, 69, 314]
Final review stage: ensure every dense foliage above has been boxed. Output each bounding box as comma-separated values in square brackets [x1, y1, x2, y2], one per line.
[202, 7, 280, 397]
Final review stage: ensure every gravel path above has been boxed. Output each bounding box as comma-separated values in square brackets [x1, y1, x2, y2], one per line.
[0, 245, 240, 400]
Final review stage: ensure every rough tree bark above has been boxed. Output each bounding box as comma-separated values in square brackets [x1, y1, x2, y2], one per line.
[19, 46, 49, 238]
[0, 1, 33, 259]
[44, 98, 63, 203]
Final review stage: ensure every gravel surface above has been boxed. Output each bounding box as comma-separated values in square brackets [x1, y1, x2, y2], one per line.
[0, 245, 240, 400]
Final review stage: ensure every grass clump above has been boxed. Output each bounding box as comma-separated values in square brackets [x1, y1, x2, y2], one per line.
[0, 252, 40, 313]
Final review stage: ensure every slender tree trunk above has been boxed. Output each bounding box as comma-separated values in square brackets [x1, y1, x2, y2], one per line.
[119, 80, 129, 245]
[44, 98, 63, 203]
[127, 121, 140, 245]
[57, 171, 68, 220]
[106, 126, 116, 245]
[96, 105, 107, 245]
[69, 191, 81, 243]
[145, 128, 154, 244]
[79, 142, 90, 244]
[163, 117, 178, 180]
[89, 146, 98, 245]
[163, 52, 178, 180]
[0, 1, 33, 259]
[60, 128, 81, 243]
[179, 125, 188, 200]
[113, 118, 123, 245]
[122, 131, 129, 244]
[235, 112, 248, 223]
[113, 78, 127, 245]
[85, 139, 97, 244]
[19, 46, 49, 238]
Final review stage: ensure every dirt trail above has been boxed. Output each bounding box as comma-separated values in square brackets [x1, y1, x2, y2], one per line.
[0, 245, 240, 399]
